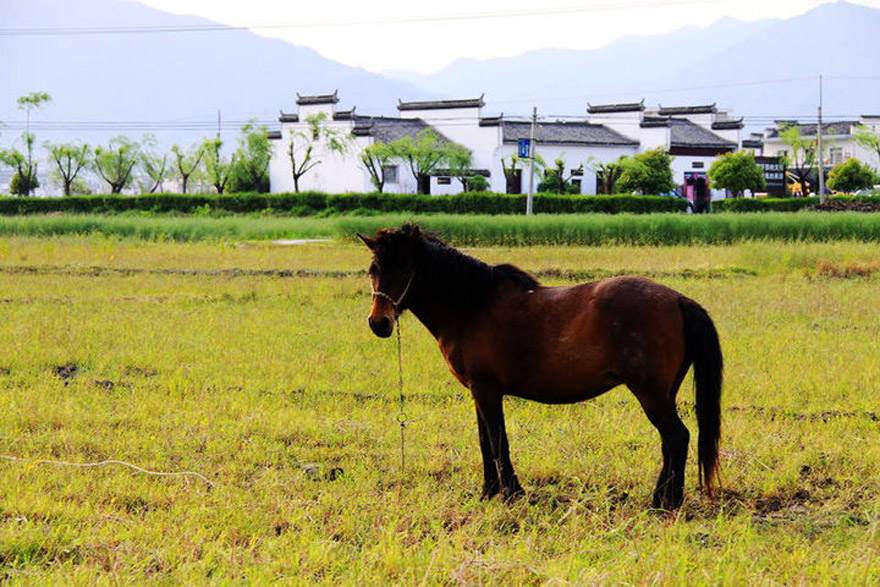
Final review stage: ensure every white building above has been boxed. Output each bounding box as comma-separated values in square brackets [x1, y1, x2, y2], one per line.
[268, 92, 747, 202]
[757, 115, 880, 169]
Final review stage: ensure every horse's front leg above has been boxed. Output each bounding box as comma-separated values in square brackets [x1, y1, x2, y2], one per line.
[472, 386, 523, 500]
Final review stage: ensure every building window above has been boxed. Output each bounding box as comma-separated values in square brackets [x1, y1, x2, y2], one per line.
[382, 165, 398, 184]
[829, 147, 843, 165]
[437, 177, 451, 185]
[692, 161, 704, 169]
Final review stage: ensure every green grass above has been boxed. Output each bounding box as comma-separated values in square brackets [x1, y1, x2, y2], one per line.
[1, 211, 880, 245]
[0, 236, 877, 583]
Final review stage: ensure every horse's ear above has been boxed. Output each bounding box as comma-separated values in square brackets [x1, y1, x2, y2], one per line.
[357, 233, 376, 250]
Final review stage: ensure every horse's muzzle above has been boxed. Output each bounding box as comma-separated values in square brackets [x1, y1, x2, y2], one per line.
[368, 315, 394, 338]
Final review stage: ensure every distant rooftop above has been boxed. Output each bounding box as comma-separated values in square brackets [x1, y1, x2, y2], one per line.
[767, 120, 860, 138]
[587, 100, 645, 114]
[712, 118, 744, 131]
[351, 116, 455, 144]
[296, 91, 339, 106]
[668, 119, 736, 149]
[501, 121, 638, 147]
[657, 104, 717, 116]
[398, 96, 485, 111]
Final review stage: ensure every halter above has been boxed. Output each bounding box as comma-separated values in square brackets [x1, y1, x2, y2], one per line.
[371, 271, 415, 309]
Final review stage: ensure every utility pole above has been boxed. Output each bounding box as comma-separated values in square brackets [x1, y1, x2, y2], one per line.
[526, 107, 537, 215]
[217, 109, 222, 140]
[816, 75, 826, 204]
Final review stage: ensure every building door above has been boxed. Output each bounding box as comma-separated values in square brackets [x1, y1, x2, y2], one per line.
[506, 170, 522, 194]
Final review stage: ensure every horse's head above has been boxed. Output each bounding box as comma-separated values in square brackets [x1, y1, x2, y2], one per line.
[358, 224, 421, 338]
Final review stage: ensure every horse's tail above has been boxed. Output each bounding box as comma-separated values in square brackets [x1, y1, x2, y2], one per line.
[679, 296, 723, 497]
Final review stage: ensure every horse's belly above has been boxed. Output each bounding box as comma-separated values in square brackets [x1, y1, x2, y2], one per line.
[506, 367, 622, 404]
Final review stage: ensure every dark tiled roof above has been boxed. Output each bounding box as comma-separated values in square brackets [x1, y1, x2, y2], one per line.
[279, 112, 299, 123]
[333, 108, 356, 120]
[587, 100, 645, 114]
[766, 120, 859, 138]
[742, 139, 763, 149]
[267, 130, 282, 140]
[296, 91, 339, 106]
[351, 116, 454, 143]
[479, 116, 504, 127]
[501, 121, 638, 146]
[668, 119, 736, 149]
[712, 119, 744, 130]
[398, 96, 485, 111]
[641, 116, 669, 128]
[658, 104, 717, 116]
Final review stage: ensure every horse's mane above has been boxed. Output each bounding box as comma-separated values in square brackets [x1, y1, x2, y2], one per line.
[374, 225, 540, 308]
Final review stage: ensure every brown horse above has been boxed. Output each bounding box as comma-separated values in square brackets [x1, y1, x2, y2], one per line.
[359, 224, 722, 510]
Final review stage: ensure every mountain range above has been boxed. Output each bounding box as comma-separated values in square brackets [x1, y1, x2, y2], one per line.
[1, 0, 879, 150]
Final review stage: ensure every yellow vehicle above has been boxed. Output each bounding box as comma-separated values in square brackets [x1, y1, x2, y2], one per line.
[785, 171, 810, 197]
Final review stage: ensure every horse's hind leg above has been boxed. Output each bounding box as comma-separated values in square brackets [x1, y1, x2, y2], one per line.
[632, 390, 690, 510]
[472, 387, 523, 500]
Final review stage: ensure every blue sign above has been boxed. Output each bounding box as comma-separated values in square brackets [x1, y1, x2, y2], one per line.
[517, 138, 531, 159]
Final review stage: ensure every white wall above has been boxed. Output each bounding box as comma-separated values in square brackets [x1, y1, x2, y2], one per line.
[270, 101, 373, 193]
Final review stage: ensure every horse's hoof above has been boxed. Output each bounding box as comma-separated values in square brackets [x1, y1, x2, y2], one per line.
[652, 493, 683, 511]
[502, 485, 526, 502]
[480, 485, 500, 501]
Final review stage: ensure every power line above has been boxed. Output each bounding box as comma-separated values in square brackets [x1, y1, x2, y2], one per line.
[0, 0, 719, 37]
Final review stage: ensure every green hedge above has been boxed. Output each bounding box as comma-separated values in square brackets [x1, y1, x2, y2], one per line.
[713, 195, 880, 213]
[0, 192, 689, 216]
[2, 212, 879, 244]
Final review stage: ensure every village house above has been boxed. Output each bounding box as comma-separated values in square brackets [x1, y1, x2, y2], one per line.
[755, 115, 880, 169]
[268, 92, 750, 199]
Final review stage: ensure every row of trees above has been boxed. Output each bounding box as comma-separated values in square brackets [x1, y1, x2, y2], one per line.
[498, 148, 678, 197]
[1, 93, 274, 197]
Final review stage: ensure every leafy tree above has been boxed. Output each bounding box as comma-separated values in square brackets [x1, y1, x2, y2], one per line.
[852, 124, 880, 167]
[465, 174, 490, 191]
[778, 124, 816, 197]
[826, 158, 876, 193]
[707, 151, 766, 198]
[171, 143, 205, 194]
[228, 121, 271, 193]
[0, 92, 52, 196]
[45, 141, 92, 196]
[287, 113, 351, 193]
[360, 141, 395, 193]
[443, 144, 475, 190]
[501, 154, 545, 194]
[94, 136, 140, 194]
[617, 148, 675, 195]
[594, 157, 626, 194]
[202, 137, 234, 194]
[138, 134, 169, 194]
[388, 129, 464, 195]
[0, 145, 38, 196]
[538, 158, 583, 194]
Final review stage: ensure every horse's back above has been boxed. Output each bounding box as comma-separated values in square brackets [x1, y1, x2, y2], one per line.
[463, 276, 689, 402]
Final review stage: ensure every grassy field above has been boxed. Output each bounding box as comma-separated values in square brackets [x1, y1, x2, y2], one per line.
[1, 211, 880, 245]
[0, 235, 878, 584]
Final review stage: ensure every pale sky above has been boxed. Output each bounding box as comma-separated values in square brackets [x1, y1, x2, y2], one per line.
[135, 0, 879, 74]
